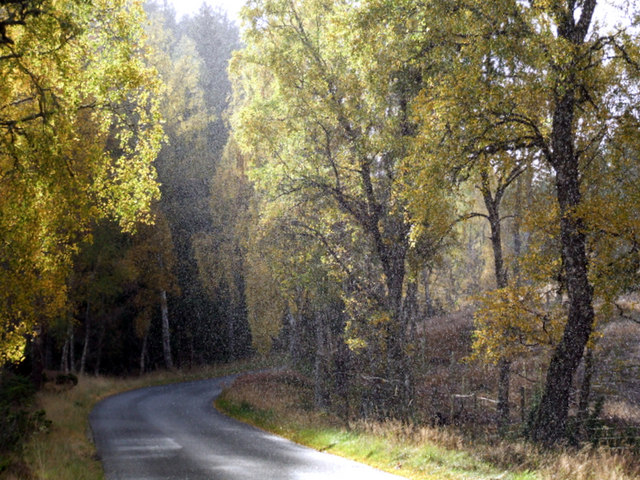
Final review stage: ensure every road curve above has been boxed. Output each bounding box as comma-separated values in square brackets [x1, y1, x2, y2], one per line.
[90, 375, 405, 480]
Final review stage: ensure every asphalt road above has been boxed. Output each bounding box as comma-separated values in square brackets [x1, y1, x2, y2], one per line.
[89, 375, 405, 480]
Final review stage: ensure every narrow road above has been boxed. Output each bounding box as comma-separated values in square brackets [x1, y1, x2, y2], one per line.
[90, 376, 404, 479]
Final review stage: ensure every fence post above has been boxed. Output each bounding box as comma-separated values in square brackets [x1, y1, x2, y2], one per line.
[450, 395, 454, 423]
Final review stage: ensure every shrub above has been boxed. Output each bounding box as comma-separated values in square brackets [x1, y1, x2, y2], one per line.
[55, 372, 78, 386]
[0, 372, 50, 473]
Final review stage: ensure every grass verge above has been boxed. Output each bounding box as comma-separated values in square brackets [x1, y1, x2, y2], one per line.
[1, 356, 280, 480]
[216, 370, 640, 480]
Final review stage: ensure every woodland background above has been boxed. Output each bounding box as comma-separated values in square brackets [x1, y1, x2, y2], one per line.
[1, 0, 640, 463]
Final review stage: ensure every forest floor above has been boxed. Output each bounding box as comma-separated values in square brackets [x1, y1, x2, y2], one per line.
[217, 369, 640, 480]
[0, 357, 280, 480]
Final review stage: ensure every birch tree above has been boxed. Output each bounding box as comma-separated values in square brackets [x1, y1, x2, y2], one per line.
[0, 0, 163, 368]
[392, 0, 640, 443]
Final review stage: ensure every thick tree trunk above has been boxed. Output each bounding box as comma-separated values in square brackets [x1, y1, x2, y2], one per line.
[530, 90, 596, 445]
[382, 250, 412, 421]
[160, 289, 174, 370]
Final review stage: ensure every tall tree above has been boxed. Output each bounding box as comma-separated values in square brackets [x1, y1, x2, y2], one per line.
[467, 159, 528, 428]
[145, 2, 249, 365]
[231, 0, 452, 418]
[394, 0, 640, 443]
[194, 139, 253, 360]
[124, 210, 180, 371]
[0, 0, 163, 369]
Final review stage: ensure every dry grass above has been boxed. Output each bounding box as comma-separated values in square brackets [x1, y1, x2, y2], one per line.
[222, 370, 343, 434]
[2, 376, 116, 480]
[1, 356, 280, 480]
[230, 370, 314, 411]
[351, 417, 640, 480]
[603, 401, 640, 424]
[219, 369, 640, 480]
[219, 370, 534, 479]
[538, 447, 639, 480]
[220, 310, 640, 479]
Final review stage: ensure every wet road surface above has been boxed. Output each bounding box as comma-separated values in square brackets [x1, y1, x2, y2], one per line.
[89, 376, 405, 479]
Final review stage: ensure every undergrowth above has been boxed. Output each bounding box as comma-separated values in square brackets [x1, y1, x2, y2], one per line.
[217, 370, 640, 480]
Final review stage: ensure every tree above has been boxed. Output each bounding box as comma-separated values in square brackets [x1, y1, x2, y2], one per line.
[466, 159, 528, 428]
[395, 0, 640, 443]
[194, 139, 253, 360]
[231, 0, 453, 419]
[70, 221, 133, 375]
[124, 210, 180, 372]
[144, 3, 250, 365]
[0, 0, 163, 369]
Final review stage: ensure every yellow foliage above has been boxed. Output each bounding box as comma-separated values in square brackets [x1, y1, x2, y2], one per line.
[471, 285, 565, 364]
[0, 0, 164, 365]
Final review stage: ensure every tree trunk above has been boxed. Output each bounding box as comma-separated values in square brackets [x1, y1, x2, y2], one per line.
[60, 338, 69, 373]
[313, 311, 330, 410]
[530, 89, 596, 445]
[482, 172, 508, 291]
[358, 155, 412, 420]
[69, 326, 75, 373]
[139, 330, 148, 376]
[383, 252, 412, 421]
[80, 302, 90, 375]
[60, 322, 73, 374]
[422, 267, 436, 317]
[30, 325, 45, 389]
[335, 339, 351, 429]
[286, 308, 299, 364]
[94, 319, 106, 376]
[513, 175, 523, 284]
[160, 289, 174, 370]
[481, 171, 511, 429]
[497, 358, 511, 429]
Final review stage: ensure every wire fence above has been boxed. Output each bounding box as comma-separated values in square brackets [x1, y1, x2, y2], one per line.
[448, 391, 640, 452]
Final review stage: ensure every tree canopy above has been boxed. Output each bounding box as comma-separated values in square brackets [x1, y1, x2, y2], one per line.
[0, 0, 163, 365]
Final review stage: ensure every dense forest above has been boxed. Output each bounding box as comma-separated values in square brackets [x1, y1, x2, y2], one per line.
[2, 0, 640, 456]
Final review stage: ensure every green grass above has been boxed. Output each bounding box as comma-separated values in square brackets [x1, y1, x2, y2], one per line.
[223, 405, 537, 480]
[216, 371, 639, 480]
[216, 374, 536, 480]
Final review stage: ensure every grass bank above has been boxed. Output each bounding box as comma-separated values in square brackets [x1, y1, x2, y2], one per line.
[216, 370, 640, 480]
[1, 357, 279, 480]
